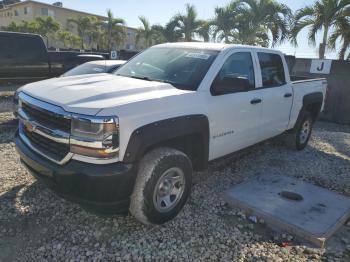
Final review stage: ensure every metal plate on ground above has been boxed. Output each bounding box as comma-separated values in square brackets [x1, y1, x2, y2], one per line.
[225, 174, 350, 247]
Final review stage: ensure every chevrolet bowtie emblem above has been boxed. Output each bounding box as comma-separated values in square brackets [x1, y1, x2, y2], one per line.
[25, 122, 36, 132]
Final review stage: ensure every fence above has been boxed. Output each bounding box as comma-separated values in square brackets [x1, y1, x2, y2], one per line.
[288, 58, 350, 125]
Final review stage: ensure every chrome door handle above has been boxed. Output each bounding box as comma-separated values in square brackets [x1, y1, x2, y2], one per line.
[284, 93, 292, 98]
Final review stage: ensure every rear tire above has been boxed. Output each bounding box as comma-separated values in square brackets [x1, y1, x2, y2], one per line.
[130, 147, 192, 225]
[286, 111, 314, 150]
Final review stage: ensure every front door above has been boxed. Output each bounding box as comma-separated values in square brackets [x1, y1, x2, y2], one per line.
[207, 51, 263, 160]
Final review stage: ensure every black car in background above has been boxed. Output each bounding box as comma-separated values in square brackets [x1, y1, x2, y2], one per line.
[0, 31, 108, 83]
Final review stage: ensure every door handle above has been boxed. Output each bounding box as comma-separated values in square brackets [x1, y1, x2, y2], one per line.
[284, 93, 292, 98]
[250, 98, 262, 104]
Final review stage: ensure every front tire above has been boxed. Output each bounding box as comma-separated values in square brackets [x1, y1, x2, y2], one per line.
[130, 147, 192, 225]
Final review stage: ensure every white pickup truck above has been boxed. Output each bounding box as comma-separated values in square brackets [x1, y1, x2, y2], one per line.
[15, 43, 327, 224]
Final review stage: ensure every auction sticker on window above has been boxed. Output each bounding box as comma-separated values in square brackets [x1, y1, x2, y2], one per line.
[186, 53, 211, 60]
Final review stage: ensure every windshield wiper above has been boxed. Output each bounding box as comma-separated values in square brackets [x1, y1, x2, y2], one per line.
[116, 74, 152, 81]
[130, 75, 153, 81]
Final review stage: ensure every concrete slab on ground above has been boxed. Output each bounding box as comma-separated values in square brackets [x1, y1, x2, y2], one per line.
[225, 174, 350, 247]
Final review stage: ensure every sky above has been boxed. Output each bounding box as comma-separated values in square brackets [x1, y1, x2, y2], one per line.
[38, 0, 338, 59]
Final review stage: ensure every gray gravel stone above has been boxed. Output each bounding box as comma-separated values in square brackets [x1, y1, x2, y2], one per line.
[0, 111, 349, 261]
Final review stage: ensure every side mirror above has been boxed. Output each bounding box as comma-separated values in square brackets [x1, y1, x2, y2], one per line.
[211, 76, 250, 95]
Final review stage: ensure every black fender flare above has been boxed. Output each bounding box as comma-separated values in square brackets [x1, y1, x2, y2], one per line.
[303, 92, 323, 107]
[290, 92, 323, 132]
[123, 114, 210, 167]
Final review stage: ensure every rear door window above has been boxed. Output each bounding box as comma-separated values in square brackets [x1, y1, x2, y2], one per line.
[15, 35, 47, 63]
[258, 53, 286, 88]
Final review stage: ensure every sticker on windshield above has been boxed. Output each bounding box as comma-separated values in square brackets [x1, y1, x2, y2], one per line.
[93, 68, 104, 72]
[186, 53, 211, 60]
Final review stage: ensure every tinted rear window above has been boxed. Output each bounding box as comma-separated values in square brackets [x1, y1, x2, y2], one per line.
[15, 36, 47, 62]
[258, 53, 286, 87]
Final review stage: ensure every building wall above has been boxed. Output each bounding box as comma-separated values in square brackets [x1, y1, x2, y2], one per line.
[0, 2, 36, 26]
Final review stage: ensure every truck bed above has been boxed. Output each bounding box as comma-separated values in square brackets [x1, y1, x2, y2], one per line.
[287, 77, 327, 130]
[290, 75, 326, 83]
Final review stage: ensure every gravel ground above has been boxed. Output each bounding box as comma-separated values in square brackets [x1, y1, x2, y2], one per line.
[0, 99, 350, 261]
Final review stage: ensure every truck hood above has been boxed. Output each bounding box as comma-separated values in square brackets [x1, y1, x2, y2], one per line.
[21, 73, 192, 115]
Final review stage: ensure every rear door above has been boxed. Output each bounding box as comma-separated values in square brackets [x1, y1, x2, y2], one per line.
[14, 35, 49, 80]
[0, 35, 16, 80]
[253, 51, 293, 140]
[207, 50, 263, 160]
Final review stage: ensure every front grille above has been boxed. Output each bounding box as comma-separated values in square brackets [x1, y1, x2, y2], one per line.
[22, 102, 71, 133]
[23, 126, 70, 161]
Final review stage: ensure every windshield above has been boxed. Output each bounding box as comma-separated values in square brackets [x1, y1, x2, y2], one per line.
[62, 63, 107, 77]
[114, 47, 219, 90]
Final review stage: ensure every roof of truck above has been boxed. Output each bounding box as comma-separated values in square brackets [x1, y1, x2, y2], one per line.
[154, 42, 281, 53]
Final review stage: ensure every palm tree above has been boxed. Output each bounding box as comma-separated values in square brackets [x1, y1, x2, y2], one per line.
[233, 0, 291, 47]
[329, 15, 350, 60]
[211, 6, 236, 43]
[33, 16, 61, 47]
[1, 21, 20, 31]
[174, 4, 203, 41]
[2, 20, 43, 34]
[150, 24, 167, 44]
[68, 16, 97, 49]
[291, 0, 350, 59]
[136, 16, 156, 48]
[100, 9, 125, 51]
[197, 21, 211, 42]
[162, 18, 182, 42]
[56, 29, 81, 49]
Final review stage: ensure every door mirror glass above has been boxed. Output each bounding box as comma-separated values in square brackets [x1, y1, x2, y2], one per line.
[212, 76, 250, 95]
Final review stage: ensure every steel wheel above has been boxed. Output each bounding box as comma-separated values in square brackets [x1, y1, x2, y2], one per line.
[299, 119, 311, 144]
[153, 167, 185, 213]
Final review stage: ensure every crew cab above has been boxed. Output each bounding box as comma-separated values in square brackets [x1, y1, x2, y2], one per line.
[0, 31, 107, 83]
[15, 43, 327, 225]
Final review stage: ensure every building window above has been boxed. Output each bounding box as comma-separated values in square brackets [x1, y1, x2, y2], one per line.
[24, 6, 31, 14]
[48, 9, 55, 17]
[41, 7, 48, 16]
[14, 10, 19, 16]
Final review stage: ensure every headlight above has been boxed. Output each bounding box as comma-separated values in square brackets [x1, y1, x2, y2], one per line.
[70, 116, 119, 159]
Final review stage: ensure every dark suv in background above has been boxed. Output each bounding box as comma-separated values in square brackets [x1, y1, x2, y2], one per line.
[0, 31, 108, 83]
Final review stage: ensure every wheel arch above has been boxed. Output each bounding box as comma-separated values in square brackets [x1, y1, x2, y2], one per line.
[123, 114, 210, 171]
[289, 92, 323, 133]
[302, 92, 323, 121]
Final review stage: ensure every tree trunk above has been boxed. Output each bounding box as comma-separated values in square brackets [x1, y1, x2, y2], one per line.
[319, 25, 329, 59]
[339, 45, 346, 60]
[225, 35, 229, 44]
[108, 29, 112, 52]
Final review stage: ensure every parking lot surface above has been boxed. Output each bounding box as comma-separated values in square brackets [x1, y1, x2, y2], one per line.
[1, 94, 350, 261]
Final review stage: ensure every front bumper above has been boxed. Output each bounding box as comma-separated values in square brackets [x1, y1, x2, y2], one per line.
[15, 132, 137, 214]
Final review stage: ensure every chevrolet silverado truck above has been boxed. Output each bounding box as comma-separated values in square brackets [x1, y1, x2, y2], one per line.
[15, 43, 327, 225]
